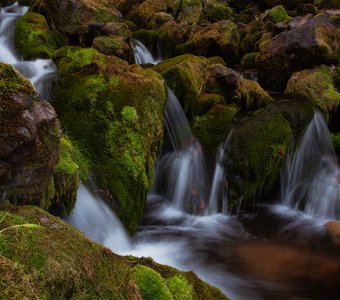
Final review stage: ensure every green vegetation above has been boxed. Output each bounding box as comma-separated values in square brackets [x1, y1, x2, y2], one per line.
[260, 5, 290, 23]
[15, 12, 64, 59]
[240, 52, 258, 68]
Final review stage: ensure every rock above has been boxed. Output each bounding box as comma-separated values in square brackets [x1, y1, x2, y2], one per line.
[177, 0, 203, 25]
[202, 0, 234, 23]
[227, 108, 292, 209]
[92, 35, 130, 60]
[193, 104, 238, 166]
[31, 0, 128, 46]
[15, 11, 64, 59]
[257, 12, 340, 91]
[326, 221, 340, 246]
[152, 54, 209, 117]
[0, 206, 229, 299]
[285, 65, 340, 120]
[240, 52, 259, 68]
[52, 46, 167, 233]
[176, 20, 240, 66]
[147, 12, 174, 30]
[260, 5, 291, 23]
[0, 63, 61, 208]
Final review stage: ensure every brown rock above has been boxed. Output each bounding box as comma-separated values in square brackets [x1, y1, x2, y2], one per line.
[326, 221, 340, 246]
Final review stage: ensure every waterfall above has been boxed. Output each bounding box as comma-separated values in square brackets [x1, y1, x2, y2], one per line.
[281, 111, 340, 220]
[208, 130, 233, 215]
[65, 185, 132, 254]
[0, 2, 56, 99]
[130, 38, 161, 65]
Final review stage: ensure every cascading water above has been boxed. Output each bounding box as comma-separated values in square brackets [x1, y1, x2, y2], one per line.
[130, 38, 162, 65]
[208, 130, 233, 215]
[65, 185, 131, 254]
[0, 2, 56, 99]
[281, 111, 340, 220]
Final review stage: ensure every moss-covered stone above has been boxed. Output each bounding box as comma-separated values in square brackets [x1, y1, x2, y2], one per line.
[0, 206, 228, 299]
[51, 136, 80, 215]
[240, 52, 258, 69]
[177, 0, 203, 24]
[52, 47, 167, 233]
[194, 93, 224, 116]
[202, 0, 233, 23]
[285, 65, 340, 118]
[260, 5, 291, 23]
[92, 35, 130, 60]
[177, 20, 240, 66]
[227, 111, 292, 208]
[152, 54, 209, 117]
[193, 105, 238, 166]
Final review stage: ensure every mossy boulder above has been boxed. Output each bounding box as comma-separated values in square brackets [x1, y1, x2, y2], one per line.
[152, 54, 209, 117]
[92, 35, 130, 60]
[0, 206, 228, 299]
[157, 20, 186, 59]
[193, 104, 238, 166]
[52, 46, 167, 233]
[202, 0, 233, 23]
[285, 65, 340, 119]
[147, 12, 174, 30]
[177, 0, 203, 25]
[31, 0, 127, 46]
[50, 136, 81, 215]
[176, 20, 240, 66]
[0, 62, 61, 209]
[260, 5, 291, 23]
[15, 11, 64, 59]
[257, 12, 340, 91]
[240, 52, 259, 68]
[227, 110, 292, 209]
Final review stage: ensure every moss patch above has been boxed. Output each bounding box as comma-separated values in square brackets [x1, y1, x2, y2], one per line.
[15, 12, 64, 59]
[260, 5, 290, 23]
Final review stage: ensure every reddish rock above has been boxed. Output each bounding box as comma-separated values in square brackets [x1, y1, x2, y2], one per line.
[0, 62, 61, 208]
[326, 221, 340, 246]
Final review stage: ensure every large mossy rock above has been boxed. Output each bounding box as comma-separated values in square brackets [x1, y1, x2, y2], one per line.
[0, 63, 62, 209]
[177, 0, 203, 25]
[52, 46, 167, 233]
[202, 0, 233, 23]
[31, 0, 129, 46]
[285, 65, 340, 119]
[176, 20, 240, 66]
[15, 11, 64, 59]
[0, 206, 229, 299]
[257, 12, 340, 91]
[152, 54, 209, 117]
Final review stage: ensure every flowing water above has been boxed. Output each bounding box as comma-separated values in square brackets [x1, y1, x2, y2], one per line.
[281, 111, 340, 220]
[4, 10, 340, 299]
[0, 2, 56, 99]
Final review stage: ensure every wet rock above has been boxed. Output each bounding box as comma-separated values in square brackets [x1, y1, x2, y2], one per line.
[257, 12, 340, 91]
[326, 221, 340, 246]
[92, 35, 130, 60]
[0, 62, 61, 208]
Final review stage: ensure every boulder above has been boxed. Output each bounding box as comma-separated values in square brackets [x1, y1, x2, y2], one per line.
[285, 65, 340, 119]
[326, 221, 340, 246]
[0, 206, 229, 299]
[177, 0, 203, 25]
[260, 5, 290, 23]
[257, 12, 340, 91]
[92, 35, 131, 60]
[176, 20, 240, 66]
[202, 0, 234, 23]
[52, 46, 167, 233]
[15, 11, 64, 59]
[0, 63, 61, 208]
[31, 0, 129, 46]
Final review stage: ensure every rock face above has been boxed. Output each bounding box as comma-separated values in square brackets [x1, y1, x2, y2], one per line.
[51, 46, 167, 233]
[257, 12, 340, 91]
[326, 220, 340, 246]
[0, 63, 61, 208]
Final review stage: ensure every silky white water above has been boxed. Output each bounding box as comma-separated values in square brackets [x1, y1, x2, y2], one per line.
[0, 2, 56, 99]
[281, 111, 340, 220]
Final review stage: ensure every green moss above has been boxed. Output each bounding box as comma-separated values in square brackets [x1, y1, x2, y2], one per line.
[285, 65, 340, 116]
[166, 275, 193, 300]
[133, 265, 172, 300]
[152, 54, 208, 116]
[261, 5, 290, 23]
[178, 0, 203, 24]
[228, 111, 292, 207]
[92, 35, 130, 59]
[203, 0, 233, 23]
[0, 63, 34, 99]
[195, 93, 224, 116]
[208, 56, 226, 65]
[53, 49, 166, 233]
[240, 52, 258, 69]
[193, 105, 238, 165]
[15, 12, 64, 59]
[92, 8, 117, 23]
